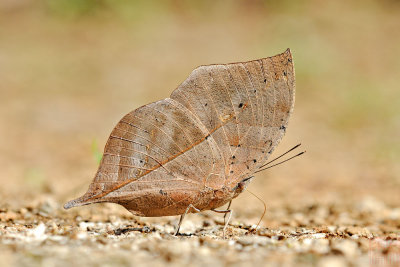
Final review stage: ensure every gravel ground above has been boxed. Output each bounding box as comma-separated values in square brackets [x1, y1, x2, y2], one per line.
[1, 197, 399, 267]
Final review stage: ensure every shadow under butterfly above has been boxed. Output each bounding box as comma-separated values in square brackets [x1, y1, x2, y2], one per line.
[65, 49, 299, 236]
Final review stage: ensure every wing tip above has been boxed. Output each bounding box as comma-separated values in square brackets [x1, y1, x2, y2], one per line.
[63, 200, 77, 210]
[284, 48, 292, 59]
[286, 47, 293, 57]
[63, 197, 87, 209]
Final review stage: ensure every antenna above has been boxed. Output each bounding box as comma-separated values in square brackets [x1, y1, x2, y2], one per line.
[260, 143, 301, 169]
[255, 151, 305, 174]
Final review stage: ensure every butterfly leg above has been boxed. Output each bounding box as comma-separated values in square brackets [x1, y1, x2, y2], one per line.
[223, 200, 232, 225]
[174, 204, 200, 236]
[211, 205, 233, 238]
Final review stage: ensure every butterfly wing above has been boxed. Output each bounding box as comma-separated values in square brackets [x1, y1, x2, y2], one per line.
[64, 49, 295, 216]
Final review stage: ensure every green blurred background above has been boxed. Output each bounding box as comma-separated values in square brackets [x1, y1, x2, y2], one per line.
[0, 0, 399, 220]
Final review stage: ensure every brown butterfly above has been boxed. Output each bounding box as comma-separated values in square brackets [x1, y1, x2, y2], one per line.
[64, 49, 296, 235]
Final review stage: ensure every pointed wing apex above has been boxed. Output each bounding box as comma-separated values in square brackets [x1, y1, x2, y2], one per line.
[64, 193, 97, 209]
[64, 182, 105, 209]
[64, 198, 81, 209]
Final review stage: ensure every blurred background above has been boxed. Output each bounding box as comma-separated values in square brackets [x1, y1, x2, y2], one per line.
[0, 0, 399, 224]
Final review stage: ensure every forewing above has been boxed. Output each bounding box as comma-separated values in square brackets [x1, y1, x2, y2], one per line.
[170, 49, 295, 188]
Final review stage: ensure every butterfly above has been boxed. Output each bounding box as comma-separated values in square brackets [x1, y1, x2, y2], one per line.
[65, 49, 296, 236]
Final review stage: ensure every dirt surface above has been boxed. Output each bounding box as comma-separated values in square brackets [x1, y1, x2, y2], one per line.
[1, 196, 399, 267]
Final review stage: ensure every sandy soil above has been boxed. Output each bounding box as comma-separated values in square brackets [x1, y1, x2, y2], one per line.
[1, 195, 399, 267]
